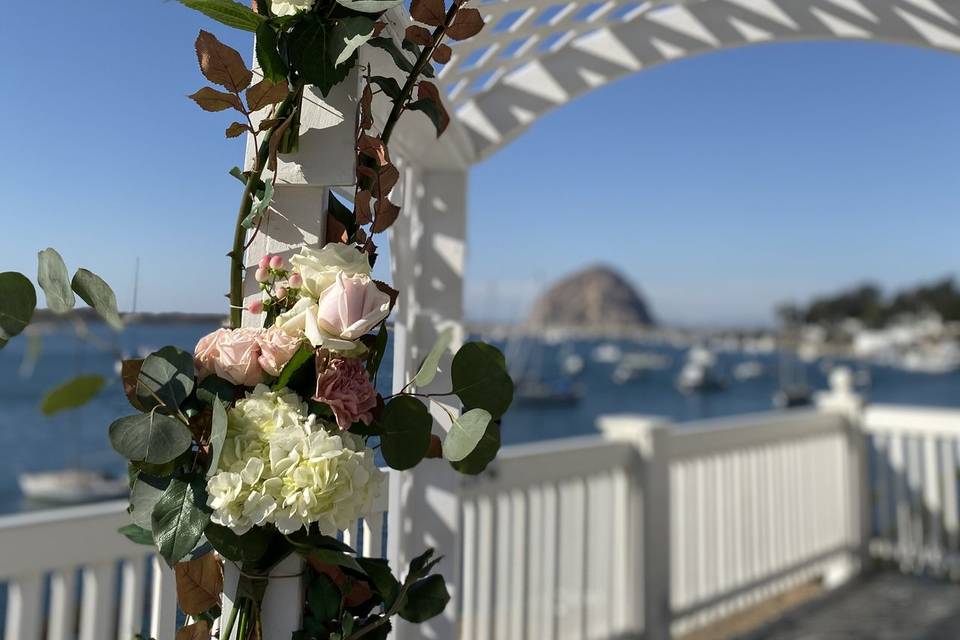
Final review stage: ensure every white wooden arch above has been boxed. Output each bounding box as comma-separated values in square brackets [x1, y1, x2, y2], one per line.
[434, 0, 960, 160]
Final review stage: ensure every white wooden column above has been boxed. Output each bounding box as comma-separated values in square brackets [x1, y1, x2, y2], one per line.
[388, 165, 468, 640]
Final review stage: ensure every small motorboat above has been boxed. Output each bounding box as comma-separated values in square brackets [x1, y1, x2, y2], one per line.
[733, 360, 765, 381]
[592, 343, 622, 364]
[676, 347, 726, 393]
[19, 469, 128, 504]
[611, 352, 672, 384]
[773, 385, 813, 409]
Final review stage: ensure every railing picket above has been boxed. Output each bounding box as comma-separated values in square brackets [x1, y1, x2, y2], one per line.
[541, 483, 559, 639]
[149, 556, 177, 639]
[79, 562, 117, 640]
[474, 496, 494, 640]
[460, 499, 478, 640]
[494, 493, 511, 639]
[890, 433, 911, 564]
[874, 436, 892, 540]
[557, 479, 586, 639]
[586, 474, 611, 639]
[509, 489, 527, 640]
[4, 573, 43, 640]
[117, 557, 147, 640]
[941, 440, 959, 552]
[923, 435, 943, 557]
[361, 512, 384, 558]
[525, 486, 543, 640]
[47, 569, 76, 640]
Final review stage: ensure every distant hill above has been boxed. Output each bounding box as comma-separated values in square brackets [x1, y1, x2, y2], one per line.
[527, 265, 654, 328]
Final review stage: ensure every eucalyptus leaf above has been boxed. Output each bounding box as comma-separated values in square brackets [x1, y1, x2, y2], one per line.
[118, 524, 154, 546]
[196, 375, 235, 406]
[109, 412, 193, 464]
[413, 327, 453, 387]
[441, 408, 491, 462]
[207, 398, 228, 477]
[451, 421, 500, 475]
[330, 16, 375, 67]
[71, 268, 123, 330]
[0, 272, 36, 348]
[152, 476, 211, 566]
[137, 346, 195, 412]
[37, 248, 75, 313]
[40, 374, 106, 416]
[129, 472, 171, 529]
[176, 0, 265, 32]
[451, 342, 513, 419]
[378, 396, 432, 471]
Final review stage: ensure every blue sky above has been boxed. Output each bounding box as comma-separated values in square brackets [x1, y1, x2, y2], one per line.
[2, 2, 958, 326]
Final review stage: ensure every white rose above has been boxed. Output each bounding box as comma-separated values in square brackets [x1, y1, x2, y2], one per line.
[270, 0, 316, 17]
[290, 243, 372, 299]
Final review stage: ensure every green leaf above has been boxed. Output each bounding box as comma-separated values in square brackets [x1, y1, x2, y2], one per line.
[330, 16, 375, 67]
[310, 548, 363, 573]
[207, 398, 228, 477]
[152, 477, 211, 566]
[356, 558, 400, 609]
[256, 22, 288, 82]
[137, 346, 195, 412]
[369, 76, 402, 102]
[71, 268, 123, 330]
[37, 248, 75, 314]
[196, 375, 235, 406]
[109, 413, 193, 464]
[308, 573, 342, 622]
[368, 37, 414, 74]
[366, 323, 389, 380]
[176, 0, 265, 32]
[118, 524, 154, 546]
[129, 472, 171, 529]
[335, 0, 404, 12]
[41, 374, 106, 415]
[451, 342, 513, 419]
[407, 548, 441, 579]
[288, 17, 356, 97]
[451, 421, 500, 475]
[441, 408, 491, 462]
[273, 344, 314, 390]
[400, 40, 435, 78]
[378, 397, 432, 471]
[205, 522, 272, 564]
[0, 272, 36, 348]
[414, 327, 453, 387]
[398, 575, 449, 623]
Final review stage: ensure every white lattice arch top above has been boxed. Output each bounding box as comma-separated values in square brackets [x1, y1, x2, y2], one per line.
[431, 0, 960, 160]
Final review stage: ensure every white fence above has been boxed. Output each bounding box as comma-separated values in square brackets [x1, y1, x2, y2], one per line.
[5, 393, 960, 639]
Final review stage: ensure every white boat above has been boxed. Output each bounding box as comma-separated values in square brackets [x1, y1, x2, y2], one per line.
[561, 353, 585, 376]
[676, 347, 726, 393]
[733, 360, 765, 381]
[592, 343, 622, 363]
[899, 343, 960, 374]
[612, 352, 672, 384]
[18, 469, 128, 504]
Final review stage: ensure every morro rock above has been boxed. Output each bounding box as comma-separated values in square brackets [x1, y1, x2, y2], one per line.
[527, 265, 654, 328]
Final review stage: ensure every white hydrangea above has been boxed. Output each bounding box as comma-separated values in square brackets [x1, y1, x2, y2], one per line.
[207, 385, 383, 536]
[271, 0, 316, 17]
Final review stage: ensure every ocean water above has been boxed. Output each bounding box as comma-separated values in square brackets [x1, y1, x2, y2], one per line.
[1, 323, 959, 516]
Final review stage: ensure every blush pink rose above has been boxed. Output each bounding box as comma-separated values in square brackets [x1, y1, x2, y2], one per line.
[315, 273, 391, 341]
[194, 327, 301, 386]
[313, 356, 378, 430]
[257, 327, 302, 377]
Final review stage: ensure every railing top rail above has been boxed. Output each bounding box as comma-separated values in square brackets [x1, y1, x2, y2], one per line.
[669, 409, 849, 460]
[864, 404, 960, 437]
[459, 435, 636, 497]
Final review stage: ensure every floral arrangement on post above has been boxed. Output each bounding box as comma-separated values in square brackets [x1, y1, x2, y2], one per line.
[0, 0, 512, 638]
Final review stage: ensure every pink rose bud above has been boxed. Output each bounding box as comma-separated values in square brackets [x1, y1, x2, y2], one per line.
[255, 268, 270, 283]
[248, 299, 264, 314]
[288, 273, 303, 289]
[270, 255, 284, 269]
[259, 255, 271, 269]
[275, 287, 288, 299]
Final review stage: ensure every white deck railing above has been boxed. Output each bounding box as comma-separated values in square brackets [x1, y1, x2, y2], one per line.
[5, 387, 960, 639]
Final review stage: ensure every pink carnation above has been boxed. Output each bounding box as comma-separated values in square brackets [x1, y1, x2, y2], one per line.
[194, 327, 301, 387]
[313, 356, 377, 430]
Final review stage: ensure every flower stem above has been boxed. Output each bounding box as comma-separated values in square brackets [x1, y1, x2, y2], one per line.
[228, 84, 304, 328]
[222, 598, 241, 639]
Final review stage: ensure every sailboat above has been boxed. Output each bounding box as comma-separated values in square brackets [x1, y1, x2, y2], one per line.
[773, 324, 812, 409]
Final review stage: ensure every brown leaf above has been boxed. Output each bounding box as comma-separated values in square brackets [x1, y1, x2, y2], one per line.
[426, 434, 443, 458]
[355, 227, 368, 244]
[326, 211, 349, 244]
[374, 279, 400, 307]
[363, 236, 378, 257]
[225, 122, 250, 138]
[188, 87, 244, 113]
[374, 163, 400, 198]
[359, 83, 373, 131]
[268, 111, 296, 171]
[372, 197, 401, 233]
[445, 8, 484, 40]
[246, 78, 289, 112]
[259, 117, 284, 131]
[373, 20, 387, 36]
[174, 554, 223, 616]
[432, 43, 452, 64]
[355, 190, 373, 225]
[308, 560, 374, 608]
[357, 134, 389, 167]
[176, 621, 211, 640]
[195, 30, 253, 93]
[121, 359, 145, 411]
[417, 81, 450, 134]
[405, 25, 434, 46]
[410, 0, 447, 26]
